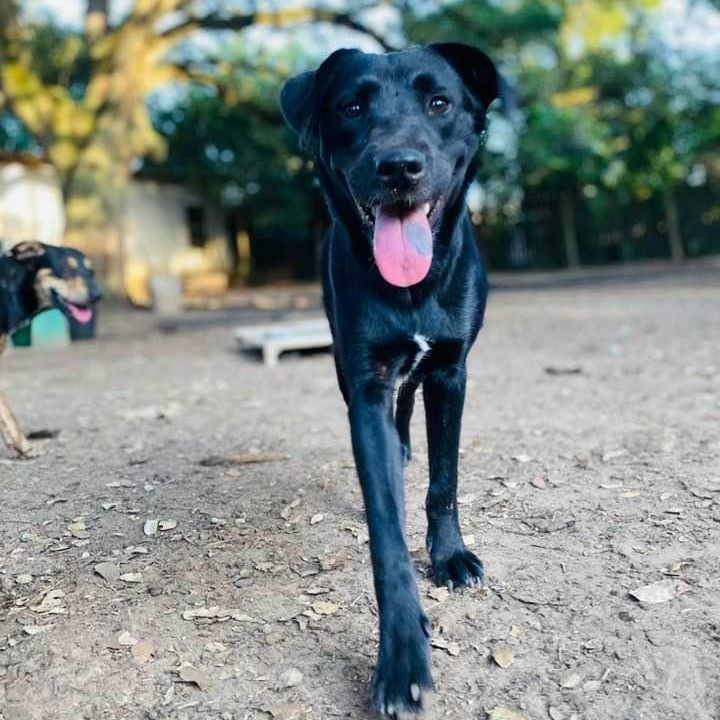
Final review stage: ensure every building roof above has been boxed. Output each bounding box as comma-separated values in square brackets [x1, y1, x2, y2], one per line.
[0, 150, 51, 168]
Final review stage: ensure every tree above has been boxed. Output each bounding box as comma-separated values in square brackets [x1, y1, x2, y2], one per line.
[0, 0, 388, 290]
[404, 0, 720, 267]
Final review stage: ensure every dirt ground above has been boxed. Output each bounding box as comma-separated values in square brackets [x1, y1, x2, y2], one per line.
[1, 264, 719, 720]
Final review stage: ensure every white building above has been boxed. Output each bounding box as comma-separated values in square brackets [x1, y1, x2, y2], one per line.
[0, 152, 231, 305]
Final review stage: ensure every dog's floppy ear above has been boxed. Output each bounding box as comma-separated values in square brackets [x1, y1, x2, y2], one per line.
[280, 71, 316, 142]
[430, 43, 500, 113]
[10, 241, 46, 261]
[280, 48, 358, 149]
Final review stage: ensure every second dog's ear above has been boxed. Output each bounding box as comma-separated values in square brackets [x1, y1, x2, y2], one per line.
[280, 48, 358, 149]
[430, 43, 500, 113]
[11, 241, 46, 261]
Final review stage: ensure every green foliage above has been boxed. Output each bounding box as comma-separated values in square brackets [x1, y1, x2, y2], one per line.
[146, 87, 315, 228]
[407, 0, 719, 203]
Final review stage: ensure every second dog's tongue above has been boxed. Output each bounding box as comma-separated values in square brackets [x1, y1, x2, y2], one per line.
[373, 206, 433, 287]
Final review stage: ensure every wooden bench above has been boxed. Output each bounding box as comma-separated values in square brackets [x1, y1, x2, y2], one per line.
[234, 317, 332, 367]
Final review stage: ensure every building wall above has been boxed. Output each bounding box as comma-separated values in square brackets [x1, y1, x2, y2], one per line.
[122, 180, 230, 305]
[0, 160, 230, 303]
[0, 160, 64, 247]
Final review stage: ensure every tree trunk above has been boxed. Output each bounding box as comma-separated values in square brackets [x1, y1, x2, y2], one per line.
[560, 191, 580, 268]
[663, 188, 684, 262]
[61, 153, 131, 297]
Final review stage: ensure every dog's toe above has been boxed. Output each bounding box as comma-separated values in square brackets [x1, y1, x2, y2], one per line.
[372, 613, 434, 717]
[433, 549, 484, 590]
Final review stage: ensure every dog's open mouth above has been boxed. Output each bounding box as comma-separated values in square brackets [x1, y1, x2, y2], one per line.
[358, 199, 441, 288]
[55, 294, 94, 324]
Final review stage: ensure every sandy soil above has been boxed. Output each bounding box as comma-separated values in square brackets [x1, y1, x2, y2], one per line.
[1, 266, 719, 720]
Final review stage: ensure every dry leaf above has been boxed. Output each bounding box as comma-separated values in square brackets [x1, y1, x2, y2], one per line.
[200, 452, 287, 467]
[509, 625, 522, 638]
[305, 586, 331, 596]
[661, 560, 693, 576]
[548, 707, 564, 720]
[120, 572, 143, 583]
[67, 521, 89, 539]
[545, 366, 582, 376]
[309, 513, 324, 525]
[488, 707, 525, 720]
[178, 663, 212, 691]
[630, 579, 690, 604]
[560, 672, 582, 689]
[492, 643, 514, 669]
[15, 574, 32, 585]
[431, 637, 461, 656]
[143, 519, 159, 536]
[277, 668, 303, 689]
[118, 630, 138, 646]
[94, 562, 121, 583]
[513, 454, 531, 464]
[311, 600, 339, 616]
[428, 587, 449, 603]
[125, 545, 148, 555]
[23, 624, 53, 636]
[159, 519, 177, 531]
[132, 640, 155, 662]
[182, 606, 260, 623]
[182, 606, 227, 621]
[30, 589, 66, 614]
[280, 502, 296, 520]
[204, 641, 227, 653]
[267, 702, 304, 720]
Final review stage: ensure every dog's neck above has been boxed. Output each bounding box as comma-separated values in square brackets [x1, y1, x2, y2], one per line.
[0, 256, 40, 336]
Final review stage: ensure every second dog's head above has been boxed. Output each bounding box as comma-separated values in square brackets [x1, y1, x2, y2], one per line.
[9, 241, 102, 325]
[281, 43, 499, 288]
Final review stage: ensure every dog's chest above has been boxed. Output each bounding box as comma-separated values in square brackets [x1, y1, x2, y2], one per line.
[409, 333, 430, 373]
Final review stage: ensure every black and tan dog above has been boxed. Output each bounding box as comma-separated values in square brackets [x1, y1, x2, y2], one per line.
[0, 240, 101, 456]
[282, 44, 503, 716]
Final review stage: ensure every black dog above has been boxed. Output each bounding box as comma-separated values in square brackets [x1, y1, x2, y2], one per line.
[0, 240, 101, 455]
[282, 44, 501, 716]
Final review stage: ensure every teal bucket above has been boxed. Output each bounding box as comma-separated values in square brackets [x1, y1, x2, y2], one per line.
[11, 309, 71, 349]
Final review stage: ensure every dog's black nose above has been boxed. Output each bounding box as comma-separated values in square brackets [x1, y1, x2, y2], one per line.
[376, 149, 426, 184]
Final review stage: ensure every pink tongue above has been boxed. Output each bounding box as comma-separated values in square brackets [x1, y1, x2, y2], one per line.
[68, 304, 93, 324]
[373, 205, 433, 287]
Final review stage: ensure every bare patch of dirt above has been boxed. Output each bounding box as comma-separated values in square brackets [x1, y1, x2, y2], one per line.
[1, 268, 719, 720]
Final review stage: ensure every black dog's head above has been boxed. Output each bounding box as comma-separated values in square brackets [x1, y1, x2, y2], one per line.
[281, 44, 499, 287]
[1, 241, 101, 332]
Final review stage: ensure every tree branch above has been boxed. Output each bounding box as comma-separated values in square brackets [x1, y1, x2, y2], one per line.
[161, 6, 396, 50]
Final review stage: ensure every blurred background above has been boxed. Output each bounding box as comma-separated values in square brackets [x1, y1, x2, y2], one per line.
[1, 0, 719, 308]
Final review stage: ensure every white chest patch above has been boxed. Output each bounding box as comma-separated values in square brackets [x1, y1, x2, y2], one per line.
[410, 333, 431, 375]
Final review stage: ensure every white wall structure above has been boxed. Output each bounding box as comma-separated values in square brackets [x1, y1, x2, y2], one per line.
[0, 156, 230, 303]
[122, 179, 229, 305]
[0, 155, 65, 247]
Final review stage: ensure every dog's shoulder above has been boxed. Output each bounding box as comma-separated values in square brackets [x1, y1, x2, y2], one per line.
[0, 253, 31, 337]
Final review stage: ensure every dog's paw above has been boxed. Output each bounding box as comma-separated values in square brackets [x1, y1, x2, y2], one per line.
[372, 613, 434, 718]
[400, 441, 412, 467]
[432, 549, 484, 590]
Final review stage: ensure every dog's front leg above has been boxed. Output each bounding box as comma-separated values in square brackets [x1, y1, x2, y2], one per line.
[0, 391, 31, 457]
[424, 365, 484, 589]
[348, 382, 433, 716]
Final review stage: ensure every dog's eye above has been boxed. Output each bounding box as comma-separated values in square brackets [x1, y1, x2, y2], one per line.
[341, 101, 362, 119]
[428, 96, 451, 115]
